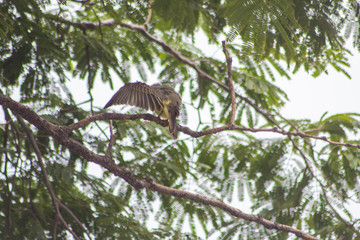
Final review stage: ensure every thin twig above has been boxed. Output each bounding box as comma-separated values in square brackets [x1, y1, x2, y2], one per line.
[222, 41, 237, 126]
[82, 28, 95, 116]
[287, 136, 360, 238]
[2, 107, 14, 239]
[92, 7, 103, 41]
[105, 120, 115, 156]
[322, 189, 360, 238]
[52, 214, 59, 240]
[143, 0, 152, 26]
[16, 115, 81, 240]
[278, 113, 346, 199]
[82, 29, 92, 90]
[58, 201, 91, 238]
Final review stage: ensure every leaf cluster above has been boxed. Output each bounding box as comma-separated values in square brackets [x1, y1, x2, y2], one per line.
[221, 0, 358, 77]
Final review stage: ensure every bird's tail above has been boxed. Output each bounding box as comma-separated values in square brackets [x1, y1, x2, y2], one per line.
[168, 112, 177, 139]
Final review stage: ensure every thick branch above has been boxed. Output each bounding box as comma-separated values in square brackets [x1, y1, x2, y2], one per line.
[0, 90, 319, 240]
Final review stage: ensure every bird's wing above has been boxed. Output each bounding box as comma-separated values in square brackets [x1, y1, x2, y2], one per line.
[104, 82, 164, 111]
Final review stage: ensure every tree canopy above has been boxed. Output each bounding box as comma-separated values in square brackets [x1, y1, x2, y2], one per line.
[1, 0, 360, 239]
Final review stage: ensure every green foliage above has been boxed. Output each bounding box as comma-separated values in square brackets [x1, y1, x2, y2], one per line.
[152, 0, 225, 38]
[221, 0, 356, 78]
[1, 0, 360, 239]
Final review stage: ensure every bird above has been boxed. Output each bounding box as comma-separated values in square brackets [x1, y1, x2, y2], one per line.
[104, 82, 182, 138]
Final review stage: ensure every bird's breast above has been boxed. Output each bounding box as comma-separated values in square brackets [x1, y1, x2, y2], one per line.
[155, 100, 171, 119]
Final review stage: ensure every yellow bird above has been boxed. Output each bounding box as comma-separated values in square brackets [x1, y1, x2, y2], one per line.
[104, 82, 182, 138]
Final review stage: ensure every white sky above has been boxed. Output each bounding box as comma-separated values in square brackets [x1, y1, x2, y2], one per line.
[192, 33, 360, 121]
[280, 52, 360, 120]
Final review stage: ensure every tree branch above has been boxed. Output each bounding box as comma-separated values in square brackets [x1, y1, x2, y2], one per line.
[105, 120, 115, 156]
[0, 90, 320, 240]
[143, 0, 152, 26]
[66, 112, 360, 149]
